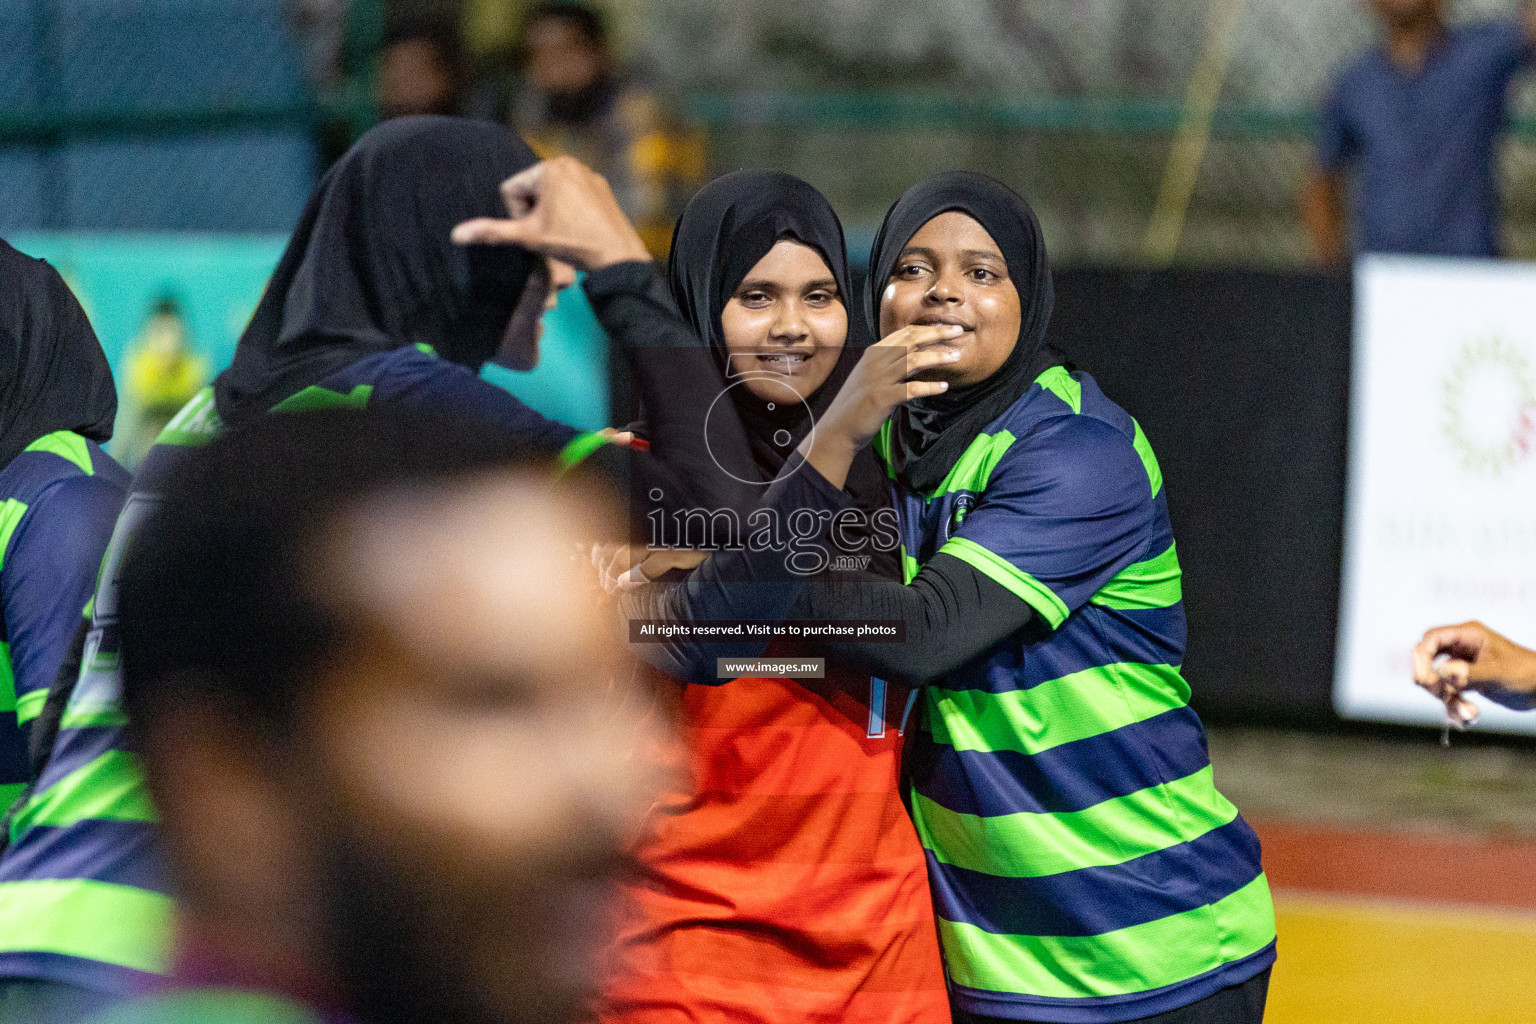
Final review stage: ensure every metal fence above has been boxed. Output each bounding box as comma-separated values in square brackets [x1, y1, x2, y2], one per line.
[687, 94, 1536, 267]
[3, 0, 1536, 266]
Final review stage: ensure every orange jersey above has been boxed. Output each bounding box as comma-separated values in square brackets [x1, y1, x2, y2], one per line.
[599, 662, 950, 1024]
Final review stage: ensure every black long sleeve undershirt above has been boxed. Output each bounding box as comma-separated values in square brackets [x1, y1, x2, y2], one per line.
[621, 458, 1038, 687]
[786, 552, 1036, 685]
[578, 261, 762, 531]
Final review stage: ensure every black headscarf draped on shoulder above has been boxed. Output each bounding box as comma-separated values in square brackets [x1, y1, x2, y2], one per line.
[0, 240, 116, 472]
[866, 171, 1063, 495]
[214, 116, 542, 424]
[666, 171, 896, 575]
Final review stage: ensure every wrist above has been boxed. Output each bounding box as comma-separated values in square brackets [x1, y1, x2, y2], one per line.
[586, 231, 654, 271]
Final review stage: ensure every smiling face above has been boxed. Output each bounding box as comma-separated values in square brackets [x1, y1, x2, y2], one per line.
[719, 239, 848, 405]
[878, 211, 1022, 388]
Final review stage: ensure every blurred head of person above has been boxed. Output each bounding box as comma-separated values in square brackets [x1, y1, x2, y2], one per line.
[119, 408, 661, 1024]
[1367, 0, 1444, 32]
[215, 117, 566, 423]
[519, 2, 613, 117]
[380, 15, 467, 120]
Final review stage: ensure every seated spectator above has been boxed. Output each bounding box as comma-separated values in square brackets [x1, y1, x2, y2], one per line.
[1303, 0, 1536, 262]
[379, 13, 469, 120]
[86, 408, 664, 1024]
[469, 1, 703, 256]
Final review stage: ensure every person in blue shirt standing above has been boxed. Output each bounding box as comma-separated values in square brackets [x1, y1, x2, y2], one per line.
[0, 240, 131, 1024]
[1303, 0, 1536, 262]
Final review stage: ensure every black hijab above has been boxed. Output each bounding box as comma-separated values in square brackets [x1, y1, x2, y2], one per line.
[667, 171, 868, 482]
[0, 240, 117, 473]
[866, 171, 1063, 495]
[214, 116, 543, 424]
[666, 171, 896, 574]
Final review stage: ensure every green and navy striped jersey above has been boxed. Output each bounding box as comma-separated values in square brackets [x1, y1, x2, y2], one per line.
[874, 366, 1275, 1022]
[0, 432, 128, 808]
[0, 344, 608, 994]
[0, 432, 136, 989]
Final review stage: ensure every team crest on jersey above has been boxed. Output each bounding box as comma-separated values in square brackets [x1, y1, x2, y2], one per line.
[941, 493, 977, 543]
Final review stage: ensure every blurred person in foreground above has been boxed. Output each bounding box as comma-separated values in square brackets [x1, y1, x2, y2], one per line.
[1414, 621, 1536, 726]
[470, 1, 703, 256]
[76, 407, 663, 1024]
[1303, 0, 1536, 262]
[0, 241, 130, 1024]
[0, 117, 764, 1006]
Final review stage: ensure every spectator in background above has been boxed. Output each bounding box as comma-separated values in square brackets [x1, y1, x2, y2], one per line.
[470, 1, 703, 256]
[89, 408, 663, 1024]
[379, 13, 468, 119]
[1303, 0, 1536, 263]
[120, 297, 209, 469]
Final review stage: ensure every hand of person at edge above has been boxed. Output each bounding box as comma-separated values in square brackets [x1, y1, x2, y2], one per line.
[796, 324, 963, 489]
[451, 157, 654, 271]
[591, 543, 709, 595]
[1412, 621, 1536, 721]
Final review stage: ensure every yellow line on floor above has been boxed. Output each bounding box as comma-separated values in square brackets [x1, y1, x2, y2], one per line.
[1268, 891, 1536, 1024]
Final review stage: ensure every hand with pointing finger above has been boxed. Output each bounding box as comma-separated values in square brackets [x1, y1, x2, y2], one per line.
[452, 156, 653, 271]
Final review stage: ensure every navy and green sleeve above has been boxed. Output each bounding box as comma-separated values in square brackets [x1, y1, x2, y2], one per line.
[2, 474, 126, 748]
[939, 413, 1158, 631]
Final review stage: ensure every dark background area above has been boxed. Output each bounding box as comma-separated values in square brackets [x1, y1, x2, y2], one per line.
[1049, 268, 1353, 727]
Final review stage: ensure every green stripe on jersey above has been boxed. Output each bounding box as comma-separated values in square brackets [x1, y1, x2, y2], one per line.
[10, 750, 156, 842]
[0, 879, 173, 975]
[1092, 543, 1183, 610]
[940, 537, 1070, 628]
[1035, 365, 1082, 414]
[24, 431, 94, 475]
[556, 432, 610, 474]
[873, 421, 896, 479]
[1132, 419, 1163, 497]
[939, 873, 1276, 1000]
[88, 991, 326, 1024]
[16, 686, 48, 724]
[928, 431, 1016, 500]
[270, 384, 374, 413]
[913, 765, 1237, 878]
[926, 662, 1190, 758]
[0, 641, 13, 716]
[901, 546, 920, 586]
[154, 389, 223, 448]
[0, 498, 28, 571]
[0, 782, 23, 810]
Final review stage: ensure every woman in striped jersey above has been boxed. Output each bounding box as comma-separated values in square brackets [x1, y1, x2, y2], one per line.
[597, 172, 952, 1024]
[628, 173, 1277, 1023]
[0, 241, 131, 1024]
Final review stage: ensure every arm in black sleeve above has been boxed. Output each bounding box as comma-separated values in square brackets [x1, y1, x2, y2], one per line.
[787, 552, 1035, 685]
[619, 452, 855, 685]
[580, 261, 761, 522]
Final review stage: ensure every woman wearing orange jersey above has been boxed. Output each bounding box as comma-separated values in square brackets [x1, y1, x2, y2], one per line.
[598, 172, 952, 1024]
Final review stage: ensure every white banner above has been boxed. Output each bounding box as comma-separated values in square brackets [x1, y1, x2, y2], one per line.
[1336, 256, 1536, 733]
